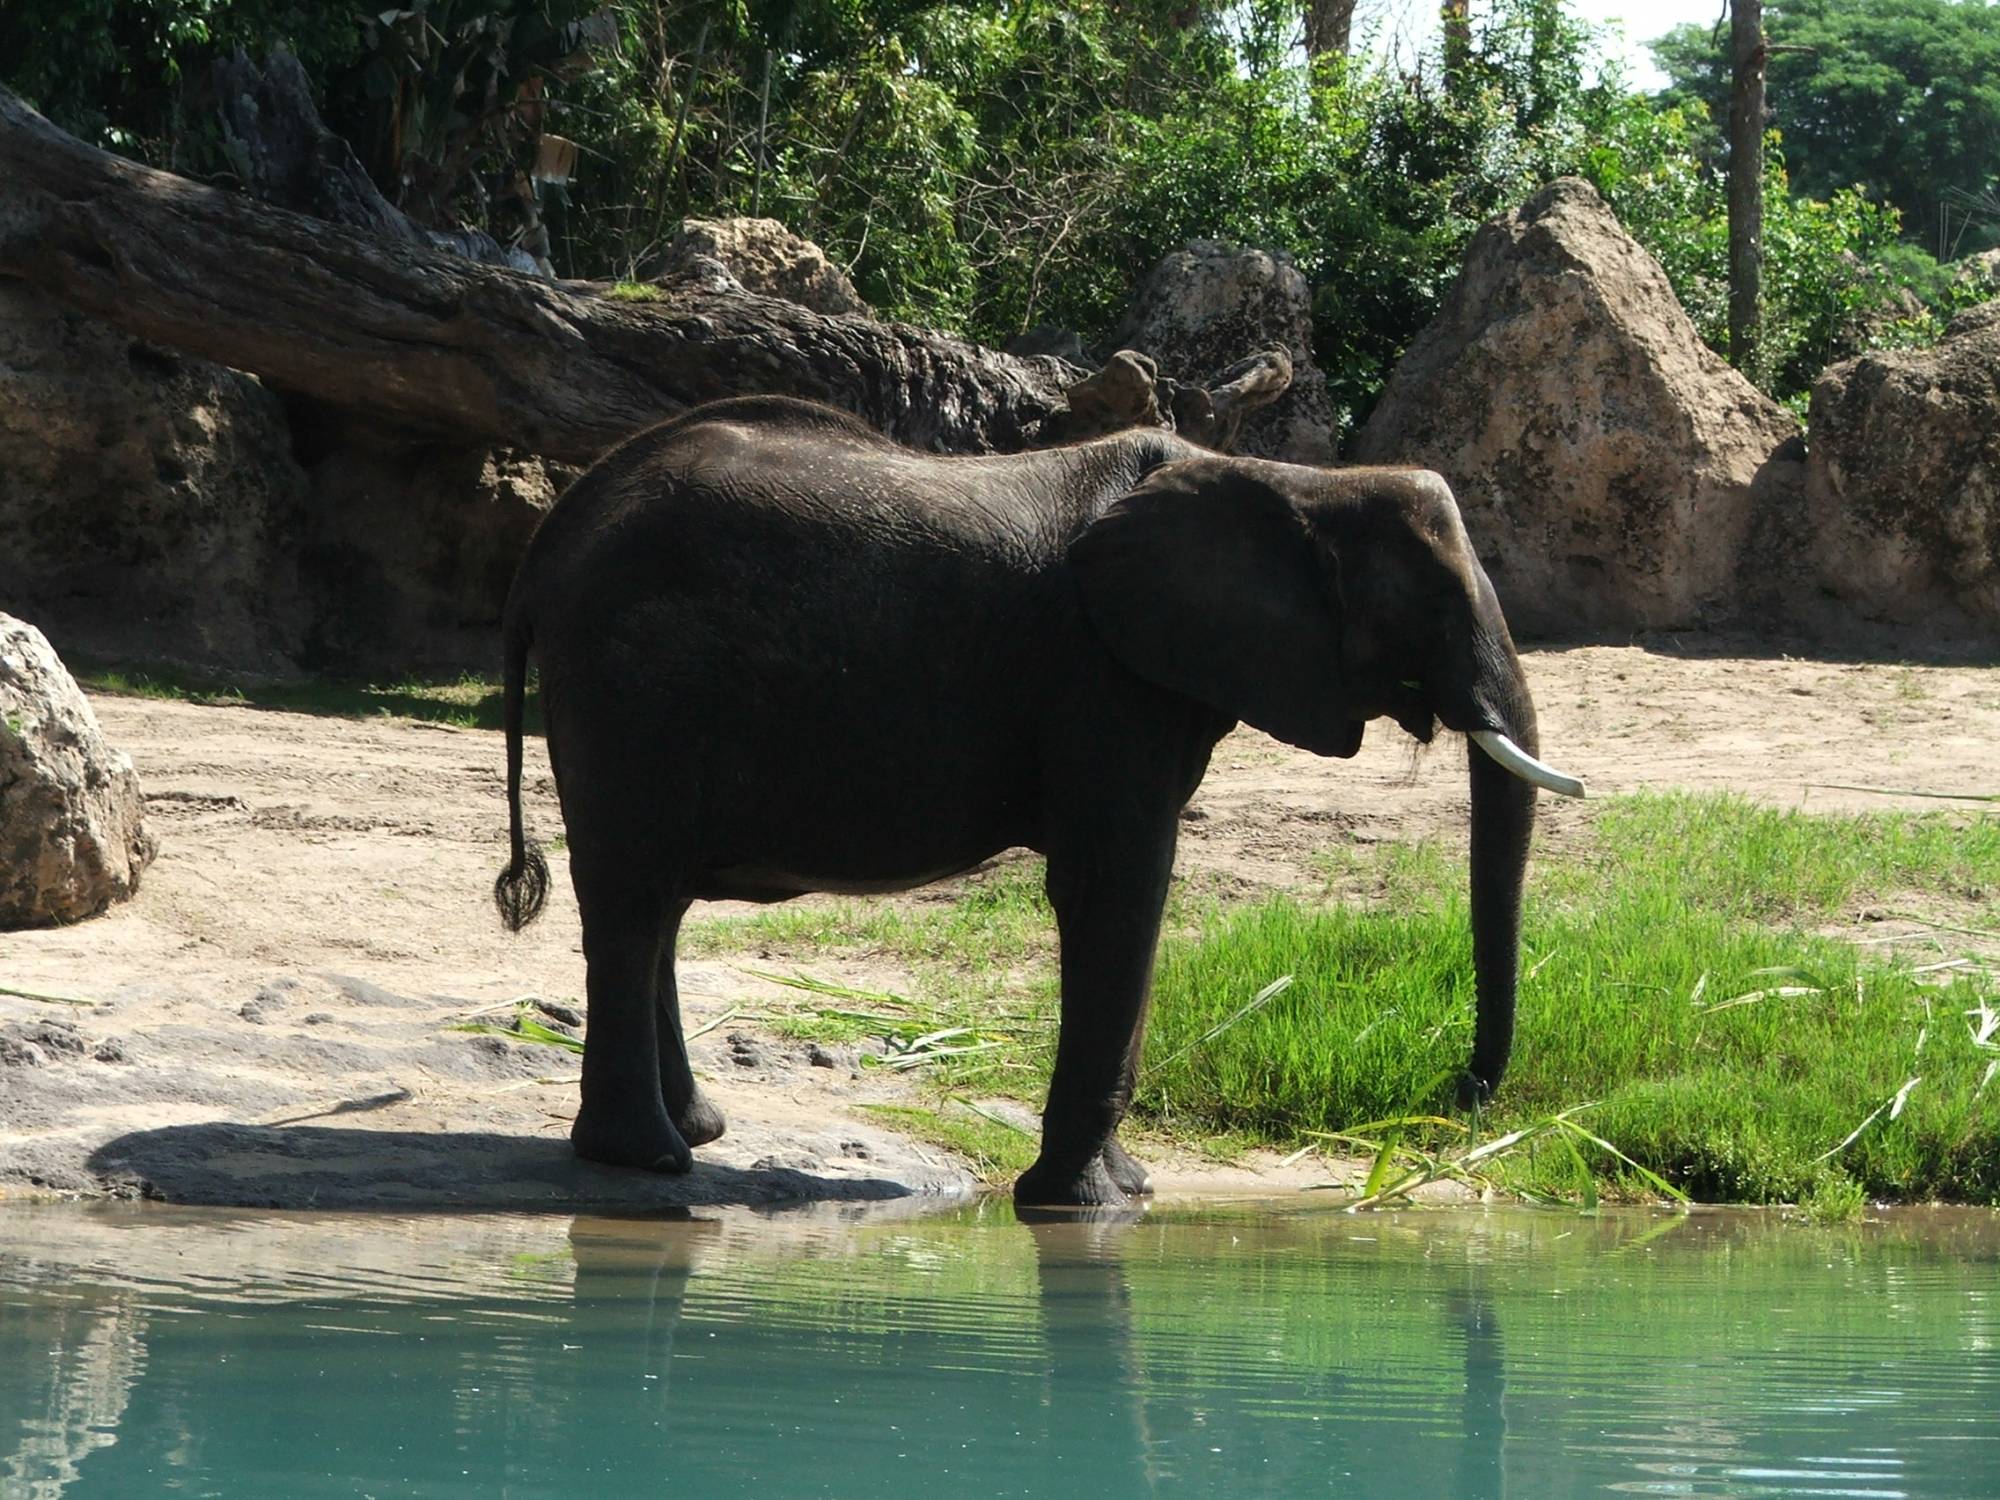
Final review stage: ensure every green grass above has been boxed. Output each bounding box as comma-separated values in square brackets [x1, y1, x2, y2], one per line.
[605, 280, 667, 302]
[75, 662, 524, 731]
[1141, 793, 2000, 1205]
[692, 792, 2000, 1206]
[686, 859, 1055, 965]
[858, 1103, 1040, 1184]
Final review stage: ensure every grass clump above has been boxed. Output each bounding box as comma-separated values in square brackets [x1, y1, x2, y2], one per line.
[1140, 793, 2000, 1205]
[1795, 1167, 1872, 1226]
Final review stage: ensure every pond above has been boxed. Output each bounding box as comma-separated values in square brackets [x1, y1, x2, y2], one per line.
[2, 1201, 1995, 1497]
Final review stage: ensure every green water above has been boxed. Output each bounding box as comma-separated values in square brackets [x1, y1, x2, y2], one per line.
[1, 1202, 1995, 1497]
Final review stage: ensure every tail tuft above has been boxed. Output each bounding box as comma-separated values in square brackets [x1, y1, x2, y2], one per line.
[494, 841, 550, 932]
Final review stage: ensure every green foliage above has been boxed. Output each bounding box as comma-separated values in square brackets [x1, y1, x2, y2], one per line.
[1651, 0, 2000, 256]
[1138, 794, 2000, 1204]
[0, 1, 360, 164]
[7, 1, 1985, 416]
[323, 1, 608, 242]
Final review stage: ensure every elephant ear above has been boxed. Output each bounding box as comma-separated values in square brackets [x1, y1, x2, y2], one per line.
[1069, 462, 1362, 757]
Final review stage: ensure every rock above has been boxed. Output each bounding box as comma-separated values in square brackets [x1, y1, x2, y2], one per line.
[1801, 308, 2000, 630]
[1, 1020, 87, 1060]
[0, 1036, 49, 1069]
[0, 616, 156, 927]
[656, 218, 870, 317]
[534, 999, 584, 1028]
[0, 284, 311, 671]
[238, 992, 286, 1025]
[293, 411, 568, 672]
[749, 1152, 822, 1173]
[1353, 178, 1800, 633]
[1060, 350, 1163, 434]
[0, 281, 573, 678]
[1110, 240, 1339, 464]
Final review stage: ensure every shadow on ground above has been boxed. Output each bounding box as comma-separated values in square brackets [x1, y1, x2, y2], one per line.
[86, 1122, 950, 1212]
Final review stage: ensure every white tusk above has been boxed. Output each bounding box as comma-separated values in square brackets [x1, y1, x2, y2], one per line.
[1470, 731, 1586, 799]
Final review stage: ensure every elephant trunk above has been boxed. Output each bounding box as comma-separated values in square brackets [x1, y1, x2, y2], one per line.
[1458, 660, 1541, 1108]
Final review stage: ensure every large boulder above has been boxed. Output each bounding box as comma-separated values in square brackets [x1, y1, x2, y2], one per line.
[288, 408, 568, 672]
[0, 283, 311, 672]
[0, 282, 568, 678]
[1353, 179, 1800, 633]
[1802, 301, 2000, 630]
[0, 615, 156, 927]
[1109, 241, 1339, 464]
[657, 217, 870, 317]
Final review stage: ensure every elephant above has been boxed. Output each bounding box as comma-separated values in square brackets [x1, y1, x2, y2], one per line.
[491, 394, 1582, 1207]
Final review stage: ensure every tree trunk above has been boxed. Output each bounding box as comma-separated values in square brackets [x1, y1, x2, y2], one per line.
[212, 48, 545, 277]
[1304, 0, 1358, 59]
[1442, 0, 1473, 93]
[1728, 0, 1766, 371]
[0, 86, 1287, 466]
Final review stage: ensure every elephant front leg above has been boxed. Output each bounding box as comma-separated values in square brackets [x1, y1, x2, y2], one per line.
[1101, 1135, 1153, 1198]
[1016, 827, 1176, 1208]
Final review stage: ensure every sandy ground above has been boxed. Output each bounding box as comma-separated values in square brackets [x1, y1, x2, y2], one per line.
[3, 640, 1996, 1209]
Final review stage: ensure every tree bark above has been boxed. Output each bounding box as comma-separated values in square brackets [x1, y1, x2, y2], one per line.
[1304, 0, 1358, 59]
[1728, 0, 1766, 370]
[0, 86, 1284, 466]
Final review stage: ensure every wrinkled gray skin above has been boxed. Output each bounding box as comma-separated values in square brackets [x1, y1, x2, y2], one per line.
[495, 396, 1540, 1207]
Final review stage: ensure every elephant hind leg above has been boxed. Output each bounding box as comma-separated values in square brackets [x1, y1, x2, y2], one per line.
[563, 819, 693, 1174]
[653, 905, 726, 1148]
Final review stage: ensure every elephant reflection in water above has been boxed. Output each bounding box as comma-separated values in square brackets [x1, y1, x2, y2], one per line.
[1023, 1214, 1513, 1497]
[564, 1212, 716, 1377]
[0, 1292, 146, 1498]
[559, 1210, 1513, 1496]
[1020, 1210, 1166, 1492]
[1446, 1286, 1509, 1500]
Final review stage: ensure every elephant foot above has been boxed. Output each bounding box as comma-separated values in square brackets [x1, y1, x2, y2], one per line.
[1014, 1153, 1130, 1209]
[571, 1104, 693, 1174]
[1102, 1136, 1153, 1197]
[672, 1085, 727, 1148]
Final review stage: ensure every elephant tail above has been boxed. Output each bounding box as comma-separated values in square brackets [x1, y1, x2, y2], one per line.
[493, 607, 549, 933]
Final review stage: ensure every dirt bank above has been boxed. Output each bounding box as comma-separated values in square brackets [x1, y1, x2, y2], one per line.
[3, 642, 1995, 1208]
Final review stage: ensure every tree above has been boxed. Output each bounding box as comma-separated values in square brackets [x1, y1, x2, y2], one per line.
[1651, 0, 2000, 254]
[0, 83, 1291, 465]
[1305, 0, 1358, 59]
[1728, 0, 1766, 366]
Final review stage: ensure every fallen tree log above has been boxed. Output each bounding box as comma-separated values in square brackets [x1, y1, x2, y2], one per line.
[0, 85, 1288, 465]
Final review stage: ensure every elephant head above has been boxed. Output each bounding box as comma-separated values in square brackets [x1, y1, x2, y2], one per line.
[1068, 455, 1582, 1105]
